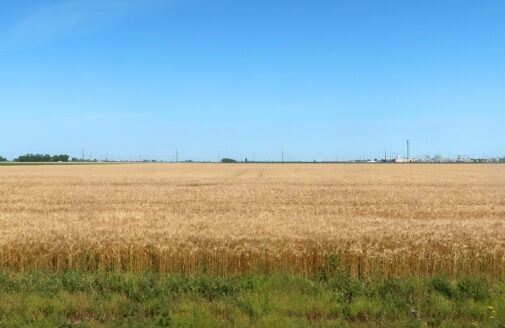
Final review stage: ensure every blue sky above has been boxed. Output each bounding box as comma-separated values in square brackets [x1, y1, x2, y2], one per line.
[1, 0, 504, 161]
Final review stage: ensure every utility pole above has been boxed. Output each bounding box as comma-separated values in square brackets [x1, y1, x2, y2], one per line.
[384, 148, 387, 162]
[82, 149, 84, 161]
[407, 140, 410, 160]
[281, 148, 284, 163]
[175, 149, 178, 163]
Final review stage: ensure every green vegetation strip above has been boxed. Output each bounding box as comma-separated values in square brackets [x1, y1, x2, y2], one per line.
[0, 268, 503, 328]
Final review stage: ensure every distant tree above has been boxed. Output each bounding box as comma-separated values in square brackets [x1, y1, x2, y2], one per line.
[72, 157, 92, 162]
[52, 154, 69, 162]
[0, 155, 6, 161]
[221, 158, 236, 163]
[15, 153, 69, 162]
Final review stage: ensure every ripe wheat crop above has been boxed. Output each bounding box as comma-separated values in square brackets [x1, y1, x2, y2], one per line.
[1, 163, 504, 277]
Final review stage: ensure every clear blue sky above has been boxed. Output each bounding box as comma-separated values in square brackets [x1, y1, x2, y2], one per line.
[1, 0, 504, 161]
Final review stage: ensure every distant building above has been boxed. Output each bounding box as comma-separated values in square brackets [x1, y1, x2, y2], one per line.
[394, 157, 417, 163]
[456, 155, 472, 163]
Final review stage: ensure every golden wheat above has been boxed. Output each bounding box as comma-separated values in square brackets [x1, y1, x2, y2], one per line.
[0, 163, 504, 277]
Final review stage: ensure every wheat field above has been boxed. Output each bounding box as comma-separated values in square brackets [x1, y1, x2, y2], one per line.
[0, 163, 504, 277]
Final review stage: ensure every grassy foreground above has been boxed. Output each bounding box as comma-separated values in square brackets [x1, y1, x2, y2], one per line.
[0, 264, 504, 328]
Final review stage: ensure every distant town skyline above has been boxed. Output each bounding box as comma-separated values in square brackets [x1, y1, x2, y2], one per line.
[1, 0, 504, 161]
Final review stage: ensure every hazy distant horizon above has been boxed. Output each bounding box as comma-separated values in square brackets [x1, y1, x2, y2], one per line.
[3, 149, 503, 163]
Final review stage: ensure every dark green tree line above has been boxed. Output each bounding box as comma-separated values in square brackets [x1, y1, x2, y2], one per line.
[15, 154, 69, 162]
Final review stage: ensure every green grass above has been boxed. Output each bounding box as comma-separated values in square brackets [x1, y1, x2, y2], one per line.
[0, 268, 503, 327]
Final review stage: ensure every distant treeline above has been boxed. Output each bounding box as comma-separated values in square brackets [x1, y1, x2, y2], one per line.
[71, 157, 98, 162]
[15, 154, 69, 162]
[1, 154, 504, 163]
